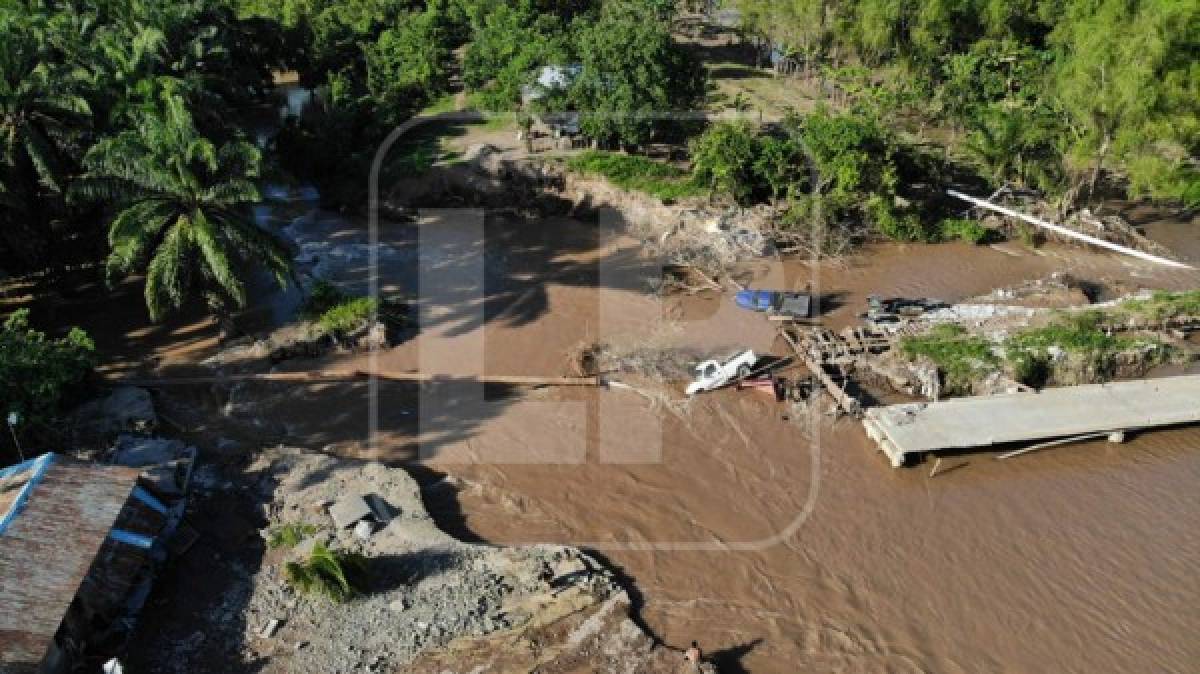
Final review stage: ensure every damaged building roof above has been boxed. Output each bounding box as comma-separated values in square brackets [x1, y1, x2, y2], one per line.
[0, 453, 141, 671]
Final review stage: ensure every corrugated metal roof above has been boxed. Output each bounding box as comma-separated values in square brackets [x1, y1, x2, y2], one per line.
[0, 455, 140, 668]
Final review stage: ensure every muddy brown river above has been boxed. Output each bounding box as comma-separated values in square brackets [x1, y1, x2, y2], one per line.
[264, 207, 1199, 673]
[39, 194, 1198, 673]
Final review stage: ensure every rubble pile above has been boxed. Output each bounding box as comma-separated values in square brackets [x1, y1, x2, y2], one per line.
[152, 449, 712, 674]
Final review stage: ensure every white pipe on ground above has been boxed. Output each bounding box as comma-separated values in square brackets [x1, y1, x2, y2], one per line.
[946, 189, 1194, 270]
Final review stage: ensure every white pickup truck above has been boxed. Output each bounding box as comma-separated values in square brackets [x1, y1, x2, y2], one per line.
[686, 350, 757, 395]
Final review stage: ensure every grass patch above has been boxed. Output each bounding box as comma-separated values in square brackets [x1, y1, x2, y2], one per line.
[900, 323, 1000, 394]
[938, 218, 990, 244]
[566, 151, 705, 203]
[300, 279, 404, 337]
[1117, 290, 1200, 323]
[316, 297, 377, 335]
[267, 522, 317, 549]
[1002, 311, 1162, 386]
[284, 542, 368, 602]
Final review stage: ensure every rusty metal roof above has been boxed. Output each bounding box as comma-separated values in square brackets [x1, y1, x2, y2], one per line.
[0, 454, 140, 668]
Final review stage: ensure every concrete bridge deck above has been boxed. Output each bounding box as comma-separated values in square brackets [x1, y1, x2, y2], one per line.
[862, 375, 1200, 467]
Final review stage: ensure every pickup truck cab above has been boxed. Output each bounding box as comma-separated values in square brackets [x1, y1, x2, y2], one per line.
[686, 350, 757, 395]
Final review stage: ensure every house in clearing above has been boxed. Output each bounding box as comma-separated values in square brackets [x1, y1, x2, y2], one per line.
[521, 65, 582, 140]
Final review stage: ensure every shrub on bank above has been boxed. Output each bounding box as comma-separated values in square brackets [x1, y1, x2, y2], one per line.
[938, 218, 990, 244]
[1117, 290, 1200, 324]
[1003, 311, 1166, 387]
[0, 309, 96, 452]
[300, 279, 405, 338]
[902, 311, 1172, 394]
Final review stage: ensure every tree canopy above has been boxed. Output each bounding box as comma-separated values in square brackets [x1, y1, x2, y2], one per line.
[75, 89, 290, 320]
[570, 1, 705, 147]
[734, 0, 1200, 207]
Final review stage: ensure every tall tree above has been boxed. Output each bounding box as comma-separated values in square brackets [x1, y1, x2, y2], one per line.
[0, 14, 92, 266]
[74, 90, 290, 321]
[570, 0, 705, 147]
[1049, 0, 1199, 204]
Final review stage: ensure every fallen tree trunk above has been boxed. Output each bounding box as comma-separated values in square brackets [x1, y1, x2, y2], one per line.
[114, 371, 601, 387]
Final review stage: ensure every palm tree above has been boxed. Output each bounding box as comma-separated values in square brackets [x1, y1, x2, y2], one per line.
[0, 17, 93, 267]
[965, 104, 1063, 194]
[74, 89, 290, 321]
[0, 24, 91, 195]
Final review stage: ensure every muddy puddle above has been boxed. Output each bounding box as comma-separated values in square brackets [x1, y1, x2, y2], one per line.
[230, 202, 1200, 673]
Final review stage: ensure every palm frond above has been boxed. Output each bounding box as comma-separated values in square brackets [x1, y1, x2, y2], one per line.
[106, 201, 173, 279]
[144, 215, 193, 321]
[190, 208, 246, 309]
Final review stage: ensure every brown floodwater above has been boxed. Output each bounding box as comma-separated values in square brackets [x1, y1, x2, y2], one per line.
[242, 207, 1200, 673]
[31, 197, 1196, 672]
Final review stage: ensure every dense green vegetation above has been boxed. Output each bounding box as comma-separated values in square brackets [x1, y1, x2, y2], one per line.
[1, 0, 1194, 441]
[1, 0, 285, 308]
[0, 309, 95, 451]
[5, 0, 1193, 311]
[734, 0, 1200, 208]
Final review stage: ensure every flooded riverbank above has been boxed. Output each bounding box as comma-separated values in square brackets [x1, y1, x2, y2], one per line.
[11, 106, 1195, 670]
[235, 198, 1200, 672]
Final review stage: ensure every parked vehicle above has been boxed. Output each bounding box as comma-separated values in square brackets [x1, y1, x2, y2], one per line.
[862, 295, 948, 325]
[734, 290, 813, 318]
[686, 350, 758, 395]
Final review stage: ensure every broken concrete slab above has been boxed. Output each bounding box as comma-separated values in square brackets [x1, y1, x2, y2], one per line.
[329, 495, 373, 529]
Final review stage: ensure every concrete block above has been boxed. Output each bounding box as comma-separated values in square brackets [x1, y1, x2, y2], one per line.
[329, 495, 372, 529]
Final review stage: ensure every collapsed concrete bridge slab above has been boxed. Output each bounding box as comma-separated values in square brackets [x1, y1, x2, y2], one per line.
[862, 375, 1200, 467]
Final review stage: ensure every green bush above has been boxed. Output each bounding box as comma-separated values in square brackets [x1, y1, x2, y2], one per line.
[317, 297, 378, 336]
[872, 199, 938, 242]
[284, 542, 368, 602]
[900, 323, 1000, 394]
[689, 120, 762, 203]
[938, 218, 990, 244]
[301, 280, 380, 336]
[300, 279, 407, 338]
[0, 309, 95, 445]
[566, 151, 704, 202]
